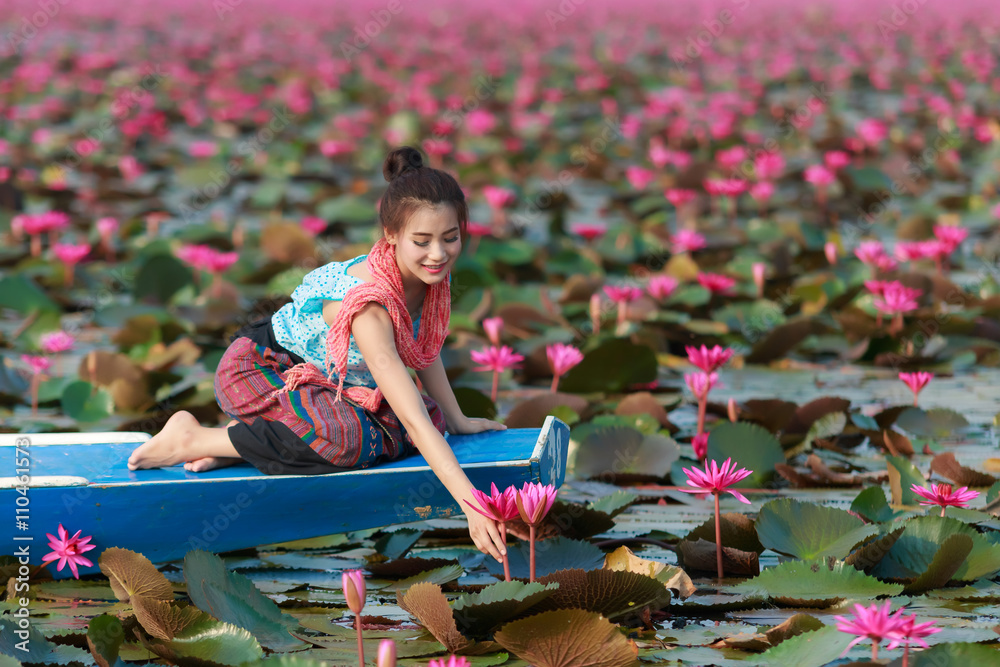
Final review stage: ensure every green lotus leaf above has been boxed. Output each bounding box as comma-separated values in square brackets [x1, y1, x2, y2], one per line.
[485, 536, 605, 579]
[452, 580, 560, 638]
[851, 486, 908, 523]
[758, 625, 854, 667]
[558, 338, 657, 393]
[870, 516, 1000, 582]
[755, 498, 880, 560]
[380, 563, 465, 592]
[895, 407, 969, 438]
[706, 422, 785, 487]
[733, 559, 903, 607]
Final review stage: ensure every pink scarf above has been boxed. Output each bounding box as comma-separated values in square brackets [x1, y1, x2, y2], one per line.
[274, 237, 451, 411]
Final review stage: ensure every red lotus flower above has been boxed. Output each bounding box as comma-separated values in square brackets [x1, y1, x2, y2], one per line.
[665, 188, 698, 208]
[824, 150, 851, 170]
[40, 331, 75, 354]
[625, 165, 655, 190]
[754, 153, 785, 180]
[804, 164, 835, 187]
[749, 181, 774, 203]
[834, 600, 905, 660]
[466, 222, 493, 237]
[680, 457, 752, 503]
[569, 221, 607, 242]
[301, 216, 327, 236]
[697, 272, 736, 294]
[691, 433, 708, 461]
[602, 285, 643, 303]
[470, 345, 524, 374]
[885, 614, 941, 651]
[685, 345, 733, 373]
[910, 483, 980, 516]
[52, 242, 90, 266]
[873, 282, 921, 316]
[933, 224, 968, 253]
[21, 354, 51, 375]
[41, 524, 96, 579]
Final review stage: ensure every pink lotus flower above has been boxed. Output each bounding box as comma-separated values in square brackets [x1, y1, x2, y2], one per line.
[319, 139, 355, 157]
[177, 244, 215, 272]
[697, 272, 736, 295]
[466, 222, 493, 237]
[546, 343, 583, 392]
[483, 185, 516, 209]
[466, 482, 518, 580]
[466, 109, 497, 135]
[428, 657, 470, 667]
[516, 482, 557, 582]
[119, 155, 144, 182]
[691, 433, 708, 461]
[205, 250, 238, 274]
[825, 242, 839, 265]
[899, 372, 933, 406]
[21, 354, 51, 375]
[377, 639, 396, 667]
[647, 275, 679, 301]
[482, 316, 504, 346]
[188, 140, 219, 158]
[715, 146, 747, 170]
[855, 240, 887, 266]
[749, 181, 774, 203]
[680, 458, 754, 579]
[804, 164, 835, 187]
[894, 241, 928, 263]
[40, 331, 75, 354]
[52, 242, 90, 287]
[665, 188, 698, 208]
[301, 216, 327, 236]
[342, 569, 366, 667]
[471, 345, 524, 402]
[625, 165, 655, 190]
[685, 371, 719, 399]
[933, 224, 968, 253]
[824, 150, 851, 170]
[569, 221, 607, 242]
[686, 345, 733, 373]
[671, 229, 706, 254]
[96, 217, 119, 236]
[704, 178, 747, 197]
[885, 614, 941, 651]
[873, 282, 921, 316]
[910, 483, 980, 516]
[41, 525, 96, 579]
[857, 118, 888, 146]
[422, 138, 452, 156]
[603, 285, 642, 303]
[834, 600, 904, 660]
[754, 153, 785, 180]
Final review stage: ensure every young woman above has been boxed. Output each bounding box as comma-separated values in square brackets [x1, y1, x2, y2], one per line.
[127, 146, 509, 562]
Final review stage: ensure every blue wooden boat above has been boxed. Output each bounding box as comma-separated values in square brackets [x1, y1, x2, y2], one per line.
[0, 416, 568, 578]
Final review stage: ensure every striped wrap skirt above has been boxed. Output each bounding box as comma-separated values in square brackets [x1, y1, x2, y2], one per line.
[213, 317, 447, 475]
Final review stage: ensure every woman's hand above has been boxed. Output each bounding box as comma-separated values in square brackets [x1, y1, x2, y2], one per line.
[447, 415, 508, 435]
[463, 508, 507, 562]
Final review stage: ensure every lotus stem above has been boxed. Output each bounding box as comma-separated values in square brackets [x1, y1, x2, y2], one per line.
[550, 375, 560, 393]
[30, 235, 42, 258]
[490, 370, 499, 403]
[871, 641, 878, 661]
[355, 613, 364, 667]
[940, 506, 946, 518]
[529, 524, 536, 583]
[696, 394, 708, 436]
[63, 264, 75, 288]
[903, 644, 910, 667]
[714, 492, 723, 580]
[30, 374, 40, 416]
[500, 523, 510, 582]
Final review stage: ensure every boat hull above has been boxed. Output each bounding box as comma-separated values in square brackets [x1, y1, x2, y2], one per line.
[1, 416, 568, 577]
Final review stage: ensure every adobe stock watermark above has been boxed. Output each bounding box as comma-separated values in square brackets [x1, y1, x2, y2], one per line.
[339, 0, 406, 60]
[876, 0, 928, 39]
[545, 0, 587, 29]
[672, 0, 752, 70]
[5, 0, 71, 55]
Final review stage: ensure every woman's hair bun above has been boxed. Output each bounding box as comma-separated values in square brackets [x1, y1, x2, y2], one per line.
[383, 146, 424, 183]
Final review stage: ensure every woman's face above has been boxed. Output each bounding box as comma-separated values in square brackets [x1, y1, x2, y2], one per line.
[385, 204, 462, 288]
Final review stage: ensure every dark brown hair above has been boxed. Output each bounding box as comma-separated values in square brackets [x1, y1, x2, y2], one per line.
[379, 146, 468, 245]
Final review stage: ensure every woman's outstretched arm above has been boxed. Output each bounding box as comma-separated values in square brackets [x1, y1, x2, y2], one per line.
[415, 355, 506, 434]
[350, 303, 507, 562]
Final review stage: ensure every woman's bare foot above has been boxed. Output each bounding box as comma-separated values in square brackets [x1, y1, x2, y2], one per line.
[128, 412, 240, 470]
[183, 420, 243, 472]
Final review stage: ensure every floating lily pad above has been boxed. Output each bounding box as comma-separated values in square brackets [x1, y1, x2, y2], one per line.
[754, 498, 880, 560]
[571, 425, 678, 481]
[533, 568, 672, 620]
[374, 528, 423, 560]
[870, 516, 1000, 582]
[887, 642, 1000, 666]
[381, 564, 465, 592]
[903, 533, 975, 594]
[757, 625, 853, 667]
[686, 513, 765, 554]
[895, 407, 969, 438]
[706, 422, 785, 487]
[733, 559, 904, 606]
[484, 537, 605, 580]
[61, 380, 115, 423]
[493, 609, 638, 667]
[87, 614, 124, 667]
[850, 486, 907, 523]
[452, 580, 560, 638]
[559, 338, 657, 393]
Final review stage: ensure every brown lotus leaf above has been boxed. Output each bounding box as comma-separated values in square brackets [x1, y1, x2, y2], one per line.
[877, 429, 913, 457]
[764, 613, 825, 646]
[558, 274, 602, 304]
[111, 314, 162, 349]
[677, 539, 760, 577]
[505, 392, 589, 428]
[495, 303, 560, 339]
[775, 463, 817, 488]
[740, 399, 798, 433]
[745, 318, 831, 364]
[874, 405, 909, 430]
[845, 528, 905, 572]
[785, 396, 852, 435]
[397, 583, 475, 654]
[260, 222, 316, 264]
[719, 633, 771, 652]
[366, 558, 456, 579]
[984, 459, 1000, 474]
[834, 308, 882, 341]
[141, 339, 202, 373]
[108, 376, 154, 412]
[78, 350, 146, 389]
[685, 513, 764, 554]
[603, 546, 696, 599]
[531, 569, 672, 621]
[930, 452, 998, 487]
[494, 609, 639, 667]
[806, 454, 888, 487]
[615, 392, 670, 428]
[98, 548, 174, 604]
[132, 597, 206, 641]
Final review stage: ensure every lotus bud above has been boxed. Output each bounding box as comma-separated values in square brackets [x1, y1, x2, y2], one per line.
[727, 398, 738, 422]
[377, 639, 396, 667]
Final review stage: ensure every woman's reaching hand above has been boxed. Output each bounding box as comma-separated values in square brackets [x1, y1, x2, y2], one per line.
[463, 508, 507, 562]
[447, 415, 507, 435]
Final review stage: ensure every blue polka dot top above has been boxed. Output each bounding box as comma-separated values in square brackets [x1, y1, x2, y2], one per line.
[271, 254, 420, 389]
